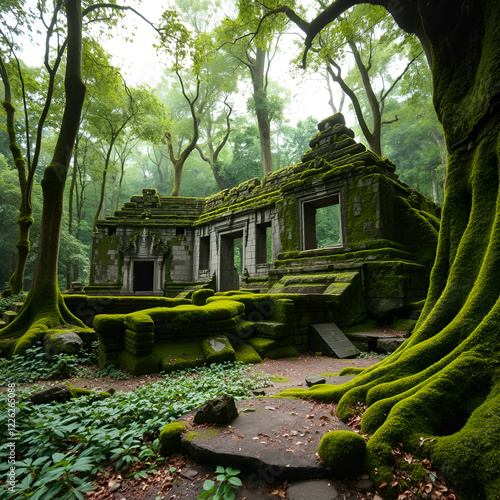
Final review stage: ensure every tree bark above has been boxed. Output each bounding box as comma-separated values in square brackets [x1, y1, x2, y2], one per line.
[0, 56, 33, 295]
[248, 47, 273, 176]
[0, 0, 87, 354]
[167, 73, 200, 197]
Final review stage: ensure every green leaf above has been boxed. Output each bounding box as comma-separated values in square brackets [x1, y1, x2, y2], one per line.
[197, 490, 211, 500]
[228, 477, 242, 487]
[51, 452, 65, 464]
[202, 479, 215, 491]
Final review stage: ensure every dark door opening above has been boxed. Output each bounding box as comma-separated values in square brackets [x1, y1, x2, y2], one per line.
[219, 231, 243, 292]
[134, 261, 154, 291]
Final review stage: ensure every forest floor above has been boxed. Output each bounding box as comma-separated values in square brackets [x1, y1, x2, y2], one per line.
[9, 353, 456, 499]
[81, 353, 381, 499]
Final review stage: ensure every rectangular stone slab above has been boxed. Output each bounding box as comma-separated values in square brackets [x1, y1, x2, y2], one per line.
[310, 323, 360, 359]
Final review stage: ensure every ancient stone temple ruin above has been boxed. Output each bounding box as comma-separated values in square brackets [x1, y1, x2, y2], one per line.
[87, 114, 440, 324]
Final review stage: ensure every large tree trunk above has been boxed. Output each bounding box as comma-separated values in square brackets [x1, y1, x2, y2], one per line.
[280, 1, 500, 498]
[0, 0, 87, 354]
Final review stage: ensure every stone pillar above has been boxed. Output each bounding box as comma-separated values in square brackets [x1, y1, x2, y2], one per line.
[156, 256, 164, 294]
[122, 256, 131, 293]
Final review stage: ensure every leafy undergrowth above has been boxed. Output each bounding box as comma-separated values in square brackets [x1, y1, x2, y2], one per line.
[0, 342, 102, 384]
[0, 361, 270, 499]
[0, 293, 27, 316]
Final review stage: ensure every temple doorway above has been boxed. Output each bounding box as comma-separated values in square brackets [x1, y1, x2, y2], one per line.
[219, 230, 243, 292]
[133, 260, 154, 291]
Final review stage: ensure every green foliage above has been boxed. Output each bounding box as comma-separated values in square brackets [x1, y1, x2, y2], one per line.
[95, 363, 130, 380]
[357, 351, 389, 360]
[221, 125, 262, 187]
[0, 342, 91, 383]
[0, 362, 268, 499]
[0, 292, 26, 315]
[198, 466, 242, 500]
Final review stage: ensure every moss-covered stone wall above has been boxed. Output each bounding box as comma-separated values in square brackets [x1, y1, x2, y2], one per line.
[87, 114, 439, 318]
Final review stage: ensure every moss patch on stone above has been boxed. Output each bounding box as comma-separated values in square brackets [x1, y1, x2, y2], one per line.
[66, 383, 112, 399]
[158, 421, 187, 457]
[201, 335, 236, 364]
[266, 345, 300, 359]
[234, 343, 262, 364]
[247, 337, 291, 357]
[155, 341, 205, 373]
[118, 350, 160, 376]
[192, 288, 215, 306]
[318, 430, 366, 477]
[185, 428, 219, 441]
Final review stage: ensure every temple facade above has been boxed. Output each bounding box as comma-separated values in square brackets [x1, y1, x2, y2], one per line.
[87, 114, 440, 322]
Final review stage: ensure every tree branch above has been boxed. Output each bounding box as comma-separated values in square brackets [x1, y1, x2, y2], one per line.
[380, 51, 423, 102]
[381, 115, 399, 125]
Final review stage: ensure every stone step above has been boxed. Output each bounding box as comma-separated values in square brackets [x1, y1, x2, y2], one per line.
[11, 302, 24, 313]
[2, 310, 17, 325]
[0, 320, 7, 329]
[309, 323, 360, 359]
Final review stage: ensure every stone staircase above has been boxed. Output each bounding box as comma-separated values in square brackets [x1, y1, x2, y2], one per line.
[0, 301, 25, 329]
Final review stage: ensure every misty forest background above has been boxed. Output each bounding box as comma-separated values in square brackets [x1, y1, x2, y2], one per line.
[0, 0, 445, 291]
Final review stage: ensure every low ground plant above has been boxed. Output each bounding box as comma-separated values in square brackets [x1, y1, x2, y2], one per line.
[0, 362, 269, 499]
[0, 293, 27, 316]
[199, 465, 242, 500]
[0, 341, 97, 383]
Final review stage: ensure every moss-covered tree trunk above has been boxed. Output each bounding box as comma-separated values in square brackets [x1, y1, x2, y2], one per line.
[279, 1, 500, 498]
[0, 0, 87, 354]
[0, 58, 33, 296]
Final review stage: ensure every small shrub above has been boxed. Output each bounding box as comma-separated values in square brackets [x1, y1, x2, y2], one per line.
[0, 292, 27, 315]
[0, 342, 80, 383]
[199, 466, 242, 500]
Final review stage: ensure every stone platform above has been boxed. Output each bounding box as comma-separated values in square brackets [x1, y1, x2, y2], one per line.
[178, 397, 353, 481]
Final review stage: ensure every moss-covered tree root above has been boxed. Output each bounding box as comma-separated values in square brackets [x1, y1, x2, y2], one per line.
[276, 131, 500, 499]
[0, 283, 86, 356]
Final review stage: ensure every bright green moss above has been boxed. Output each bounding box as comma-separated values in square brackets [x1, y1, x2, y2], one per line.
[192, 288, 215, 306]
[155, 341, 205, 373]
[234, 343, 262, 364]
[318, 430, 366, 477]
[266, 345, 299, 359]
[185, 429, 219, 441]
[270, 376, 291, 383]
[124, 312, 154, 333]
[66, 384, 112, 399]
[247, 337, 290, 357]
[158, 421, 187, 457]
[201, 335, 236, 364]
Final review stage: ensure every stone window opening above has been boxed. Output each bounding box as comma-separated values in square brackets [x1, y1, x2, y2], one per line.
[256, 222, 272, 264]
[199, 236, 210, 271]
[302, 193, 342, 250]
